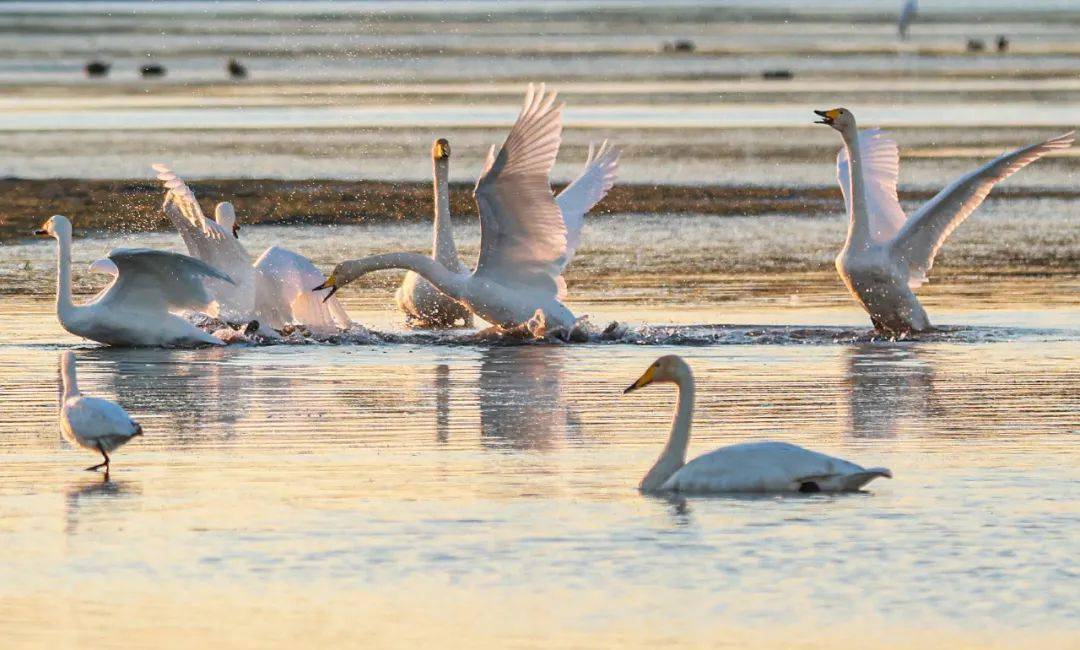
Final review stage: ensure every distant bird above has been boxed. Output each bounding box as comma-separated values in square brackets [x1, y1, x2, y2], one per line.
[761, 69, 794, 80]
[996, 35, 1010, 52]
[814, 107, 1073, 335]
[84, 61, 110, 78]
[662, 39, 696, 53]
[898, 0, 917, 40]
[227, 59, 247, 79]
[58, 351, 142, 477]
[140, 63, 166, 78]
[966, 38, 986, 52]
[624, 355, 892, 494]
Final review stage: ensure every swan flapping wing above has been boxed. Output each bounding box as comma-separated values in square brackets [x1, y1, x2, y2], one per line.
[473, 83, 567, 293]
[555, 140, 621, 272]
[101, 248, 234, 313]
[890, 131, 1074, 288]
[152, 164, 230, 241]
[837, 129, 908, 244]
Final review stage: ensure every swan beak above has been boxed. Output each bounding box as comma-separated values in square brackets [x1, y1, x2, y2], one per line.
[312, 275, 339, 302]
[624, 366, 656, 394]
[232, 224, 240, 239]
[34, 229, 48, 236]
[814, 109, 839, 125]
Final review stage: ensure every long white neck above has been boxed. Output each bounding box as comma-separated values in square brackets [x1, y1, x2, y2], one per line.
[53, 230, 76, 317]
[345, 252, 469, 301]
[431, 158, 464, 272]
[640, 373, 695, 492]
[61, 353, 80, 401]
[841, 125, 872, 248]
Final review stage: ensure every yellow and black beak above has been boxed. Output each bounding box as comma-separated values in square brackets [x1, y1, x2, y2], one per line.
[433, 138, 450, 160]
[33, 226, 49, 237]
[312, 275, 339, 302]
[624, 365, 656, 394]
[814, 109, 839, 125]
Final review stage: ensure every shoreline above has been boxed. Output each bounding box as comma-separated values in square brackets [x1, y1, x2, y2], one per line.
[4, 178, 1078, 243]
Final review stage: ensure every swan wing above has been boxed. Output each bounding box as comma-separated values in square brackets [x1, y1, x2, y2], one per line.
[253, 245, 350, 329]
[101, 248, 233, 313]
[836, 129, 908, 244]
[65, 395, 139, 440]
[663, 441, 874, 493]
[152, 164, 229, 242]
[473, 83, 567, 294]
[889, 131, 1074, 288]
[555, 140, 621, 273]
[87, 258, 119, 277]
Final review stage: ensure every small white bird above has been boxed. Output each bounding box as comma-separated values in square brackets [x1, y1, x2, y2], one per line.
[624, 355, 891, 494]
[58, 351, 142, 476]
[814, 108, 1073, 335]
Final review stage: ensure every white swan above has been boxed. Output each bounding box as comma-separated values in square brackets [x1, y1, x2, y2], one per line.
[317, 83, 620, 336]
[624, 355, 892, 494]
[36, 215, 233, 347]
[395, 138, 474, 328]
[815, 108, 1074, 335]
[152, 166, 351, 333]
[59, 351, 142, 475]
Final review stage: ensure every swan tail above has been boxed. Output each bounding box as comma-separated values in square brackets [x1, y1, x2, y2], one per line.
[843, 467, 892, 490]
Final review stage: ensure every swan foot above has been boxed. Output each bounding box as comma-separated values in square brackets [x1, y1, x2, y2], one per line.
[85, 445, 110, 473]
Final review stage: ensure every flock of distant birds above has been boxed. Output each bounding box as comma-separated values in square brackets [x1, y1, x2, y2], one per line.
[38, 82, 1073, 493]
[84, 58, 247, 79]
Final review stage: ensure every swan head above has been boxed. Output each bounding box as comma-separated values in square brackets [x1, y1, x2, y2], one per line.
[34, 215, 72, 239]
[215, 202, 240, 239]
[312, 260, 361, 302]
[432, 138, 451, 161]
[814, 107, 855, 132]
[624, 354, 693, 394]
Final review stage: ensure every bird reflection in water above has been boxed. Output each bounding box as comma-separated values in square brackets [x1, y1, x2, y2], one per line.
[64, 475, 139, 536]
[845, 344, 938, 438]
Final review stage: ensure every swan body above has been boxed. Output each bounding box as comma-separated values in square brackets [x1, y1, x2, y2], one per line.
[59, 351, 142, 473]
[320, 84, 620, 335]
[625, 355, 891, 494]
[153, 166, 351, 333]
[396, 138, 473, 328]
[815, 108, 1074, 335]
[36, 215, 231, 347]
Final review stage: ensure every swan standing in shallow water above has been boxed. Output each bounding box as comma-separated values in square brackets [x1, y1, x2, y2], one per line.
[152, 166, 351, 334]
[815, 108, 1074, 335]
[396, 138, 474, 328]
[317, 84, 620, 337]
[59, 351, 142, 476]
[36, 215, 233, 347]
[624, 355, 891, 494]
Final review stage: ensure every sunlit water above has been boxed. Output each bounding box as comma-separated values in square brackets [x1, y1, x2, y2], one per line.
[2, 210, 1078, 647]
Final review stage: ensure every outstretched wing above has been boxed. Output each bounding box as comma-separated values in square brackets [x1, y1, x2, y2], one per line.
[472, 83, 566, 294]
[555, 140, 621, 273]
[100, 247, 234, 313]
[152, 164, 230, 243]
[836, 129, 908, 244]
[890, 131, 1074, 288]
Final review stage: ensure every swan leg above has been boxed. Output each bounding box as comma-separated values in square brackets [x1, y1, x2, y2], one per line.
[85, 444, 110, 472]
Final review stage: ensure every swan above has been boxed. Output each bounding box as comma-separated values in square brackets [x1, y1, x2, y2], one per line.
[395, 138, 474, 329]
[59, 351, 142, 476]
[814, 108, 1074, 335]
[152, 166, 351, 333]
[35, 215, 233, 347]
[624, 355, 892, 494]
[898, 0, 917, 40]
[316, 83, 621, 336]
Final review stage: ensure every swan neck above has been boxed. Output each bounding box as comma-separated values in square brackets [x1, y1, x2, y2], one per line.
[350, 252, 467, 300]
[431, 158, 461, 270]
[54, 231, 75, 315]
[842, 127, 872, 247]
[61, 355, 80, 400]
[640, 374, 695, 491]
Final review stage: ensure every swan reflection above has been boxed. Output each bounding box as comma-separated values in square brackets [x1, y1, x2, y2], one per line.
[845, 344, 938, 438]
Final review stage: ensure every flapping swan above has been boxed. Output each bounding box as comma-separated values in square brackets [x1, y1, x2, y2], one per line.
[624, 355, 891, 494]
[815, 108, 1074, 335]
[317, 84, 620, 335]
[59, 351, 142, 476]
[395, 138, 474, 328]
[152, 166, 351, 333]
[36, 215, 232, 347]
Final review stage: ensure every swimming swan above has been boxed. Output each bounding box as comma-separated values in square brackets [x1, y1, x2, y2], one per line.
[815, 108, 1074, 335]
[152, 166, 351, 333]
[317, 83, 620, 335]
[36, 215, 233, 347]
[624, 355, 892, 494]
[59, 351, 142, 476]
